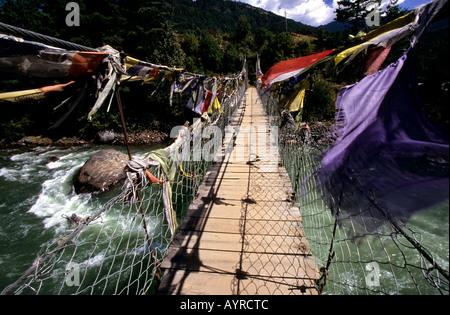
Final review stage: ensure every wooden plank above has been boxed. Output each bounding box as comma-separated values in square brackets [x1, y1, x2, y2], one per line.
[179, 217, 242, 234]
[158, 270, 318, 296]
[158, 271, 237, 295]
[185, 201, 302, 222]
[180, 217, 305, 237]
[161, 249, 318, 279]
[244, 203, 302, 221]
[185, 195, 244, 220]
[158, 87, 319, 296]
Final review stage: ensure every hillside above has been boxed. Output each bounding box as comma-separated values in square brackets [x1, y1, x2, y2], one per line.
[164, 0, 316, 35]
[319, 21, 352, 32]
[0, 0, 326, 145]
[1, 0, 447, 145]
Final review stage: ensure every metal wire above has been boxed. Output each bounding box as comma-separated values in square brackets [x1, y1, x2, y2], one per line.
[0, 21, 98, 52]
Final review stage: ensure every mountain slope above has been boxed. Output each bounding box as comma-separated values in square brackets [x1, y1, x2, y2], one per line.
[164, 0, 316, 34]
[319, 20, 352, 32]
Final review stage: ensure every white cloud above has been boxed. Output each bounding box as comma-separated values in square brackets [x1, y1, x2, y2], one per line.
[239, 0, 409, 27]
[285, 0, 339, 26]
[239, 0, 338, 26]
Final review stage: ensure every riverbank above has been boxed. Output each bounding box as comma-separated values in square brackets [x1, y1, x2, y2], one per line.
[0, 129, 169, 149]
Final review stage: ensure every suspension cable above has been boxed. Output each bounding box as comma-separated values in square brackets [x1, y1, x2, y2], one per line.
[0, 21, 98, 52]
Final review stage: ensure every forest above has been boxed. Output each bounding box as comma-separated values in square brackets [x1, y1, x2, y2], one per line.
[0, 0, 323, 74]
[0, 0, 448, 144]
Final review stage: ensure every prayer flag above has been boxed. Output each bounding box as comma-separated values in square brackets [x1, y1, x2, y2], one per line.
[261, 50, 334, 87]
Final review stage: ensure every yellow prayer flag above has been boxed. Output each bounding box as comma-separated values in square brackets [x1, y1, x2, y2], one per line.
[334, 11, 417, 67]
[208, 97, 221, 115]
[125, 56, 140, 70]
[288, 87, 306, 112]
[0, 89, 43, 102]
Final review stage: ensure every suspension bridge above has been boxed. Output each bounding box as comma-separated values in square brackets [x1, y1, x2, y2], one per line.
[1, 0, 448, 295]
[157, 87, 320, 295]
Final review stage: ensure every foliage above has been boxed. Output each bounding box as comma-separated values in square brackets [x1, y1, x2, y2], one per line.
[335, 0, 378, 33]
[414, 18, 450, 128]
[165, 0, 315, 35]
[303, 79, 339, 123]
[0, 0, 448, 143]
[0, 116, 33, 142]
[223, 43, 242, 74]
[199, 31, 223, 74]
[335, 0, 409, 34]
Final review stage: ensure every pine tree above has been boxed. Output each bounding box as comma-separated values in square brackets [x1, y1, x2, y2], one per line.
[335, 0, 381, 34]
[199, 31, 223, 74]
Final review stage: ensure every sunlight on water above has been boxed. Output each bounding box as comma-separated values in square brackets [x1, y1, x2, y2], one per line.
[282, 147, 449, 295]
[1, 143, 448, 294]
[0, 145, 160, 292]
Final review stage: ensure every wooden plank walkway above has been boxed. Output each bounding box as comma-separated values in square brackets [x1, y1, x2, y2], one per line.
[157, 87, 320, 295]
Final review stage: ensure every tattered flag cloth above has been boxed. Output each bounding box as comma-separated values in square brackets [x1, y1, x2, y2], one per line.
[334, 11, 417, 67]
[124, 56, 180, 83]
[316, 50, 449, 230]
[334, 0, 449, 74]
[0, 34, 107, 78]
[256, 54, 263, 84]
[287, 82, 307, 113]
[0, 81, 76, 102]
[0, 34, 123, 125]
[363, 45, 392, 76]
[260, 49, 334, 87]
[186, 82, 205, 115]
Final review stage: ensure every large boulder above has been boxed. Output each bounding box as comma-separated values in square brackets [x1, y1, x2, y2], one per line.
[74, 149, 129, 194]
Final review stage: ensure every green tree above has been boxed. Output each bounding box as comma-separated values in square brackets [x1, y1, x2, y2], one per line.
[199, 32, 223, 74]
[233, 15, 255, 64]
[149, 20, 184, 66]
[254, 27, 273, 53]
[235, 15, 251, 43]
[182, 32, 203, 72]
[120, 1, 183, 65]
[0, 0, 57, 36]
[269, 32, 296, 63]
[182, 32, 200, 56]
[303, 79, 338, 122]
[335, 0, 379, 33]
[381, 3, 409, 24]
[223, 43, 241, 74]
[295, 39, 315, 57]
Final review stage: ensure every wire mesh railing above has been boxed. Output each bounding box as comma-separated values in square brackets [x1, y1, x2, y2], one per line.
[258, 89, 449, 295]
[1, 68, 248, 296]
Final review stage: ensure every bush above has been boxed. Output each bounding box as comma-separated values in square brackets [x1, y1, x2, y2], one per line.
[303, 79, 338, 123]
[0, 116, 33, 142]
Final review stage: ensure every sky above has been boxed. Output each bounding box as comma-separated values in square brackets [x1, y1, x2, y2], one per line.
[237, 0, 433, 27]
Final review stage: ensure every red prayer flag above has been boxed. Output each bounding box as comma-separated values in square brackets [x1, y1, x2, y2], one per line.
[68, 52, 108, 77]
[261, 49, 334, 87]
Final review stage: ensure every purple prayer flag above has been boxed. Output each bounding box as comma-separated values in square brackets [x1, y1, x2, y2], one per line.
[316, 51, 449, 229]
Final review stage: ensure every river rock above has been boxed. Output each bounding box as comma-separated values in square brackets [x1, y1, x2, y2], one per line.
[74, 149, 129, 194]
[96, 130, 117, 144]
[16, 136, 53, 147]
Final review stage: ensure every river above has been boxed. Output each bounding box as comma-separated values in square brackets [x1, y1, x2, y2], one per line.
[283, 147, 449, 295]
[0, 144, 166, 294]
[1, 144, 448, 294]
